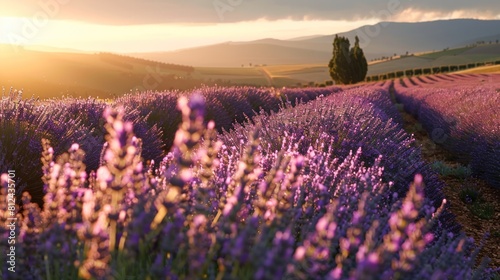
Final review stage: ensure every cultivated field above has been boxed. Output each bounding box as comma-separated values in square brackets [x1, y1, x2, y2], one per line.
[1, 72, 499, 278]
[367, 44, 500, 76]
[2, 43, 499, 100]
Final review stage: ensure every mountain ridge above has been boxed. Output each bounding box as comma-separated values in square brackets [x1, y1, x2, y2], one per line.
[129, 18, 500, 67]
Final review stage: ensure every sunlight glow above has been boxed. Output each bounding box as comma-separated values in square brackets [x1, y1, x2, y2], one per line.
[0, 17, 24, 40]
[0, 17, 378, 53]
[1, 8, 498, 54]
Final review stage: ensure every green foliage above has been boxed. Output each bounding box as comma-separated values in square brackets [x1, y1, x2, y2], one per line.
[423, 68, 431, 75]
[388, 72, 396, 79]
[395, 103, 405, 112]
[459, 65, 467, 70]
[450, 65, 459, 72]
[328, 35, 368, 84]
[470, 202, 495, 220]
[458, 184, 495, 220]
[396, 71, 405, 78]
[405, 69, 414, 76]
[440, 66, 450, 73]
[432, 67, 441, 74]
[458, 186, 483, 204]
[412, 123, 424, 133]
[430, 161, 472, 179]
[414, 68, 423, 75]
[468, 63, 476, 68]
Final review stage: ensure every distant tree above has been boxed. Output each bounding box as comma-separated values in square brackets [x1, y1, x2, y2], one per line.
[328, 35, 368, 84]
[328, 35, 352, 84]
[350, 36, 368, 82]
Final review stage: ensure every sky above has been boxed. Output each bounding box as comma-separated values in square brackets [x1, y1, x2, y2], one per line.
[0, 0, 499, 53]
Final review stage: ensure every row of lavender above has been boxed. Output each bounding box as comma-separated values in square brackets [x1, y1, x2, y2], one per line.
[0, 86, 336, 206]
[115, 86, 339, 148]
[393, 74, 500, 188]
[1, 84, 496, 279]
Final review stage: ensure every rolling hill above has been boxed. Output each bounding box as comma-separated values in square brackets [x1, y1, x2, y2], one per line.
[367, 44, 500, 76]
[0, 46, 221, 99]
[129, 19, 500, 67]
[2, 19, 500, 99]
[128, 42, 331, 68]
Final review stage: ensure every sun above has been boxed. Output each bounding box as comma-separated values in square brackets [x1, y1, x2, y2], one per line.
[0, 17, 24, 43]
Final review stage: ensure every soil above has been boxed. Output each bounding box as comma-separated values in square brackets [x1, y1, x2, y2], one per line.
[398, 105, 500, 269]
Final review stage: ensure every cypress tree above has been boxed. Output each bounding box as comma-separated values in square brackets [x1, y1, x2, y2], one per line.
[329, 35, 368, 84]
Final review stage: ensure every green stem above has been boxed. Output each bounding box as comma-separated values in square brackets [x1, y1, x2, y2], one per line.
[44, 254, 51, 280]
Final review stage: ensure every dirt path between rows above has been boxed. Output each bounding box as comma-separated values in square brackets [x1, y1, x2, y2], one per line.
[388, 81, 500, 269]
[258, 67, 273, 86]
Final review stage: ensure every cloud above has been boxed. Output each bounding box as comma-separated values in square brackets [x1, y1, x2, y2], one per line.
[1, 0, 500, 24]
[392, 7, 500, 22]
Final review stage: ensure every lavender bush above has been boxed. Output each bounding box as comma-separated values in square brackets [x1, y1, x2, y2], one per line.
[0, 88, 497, 279]
[115, 85, 340, 150]
[1, 83, 339, 207]
[1, 90, 164, 206]
[223, 86, 449, 213]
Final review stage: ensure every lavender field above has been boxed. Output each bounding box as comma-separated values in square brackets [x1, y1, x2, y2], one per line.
[1, 76, 499, 279]
[393, 74, 500, 189]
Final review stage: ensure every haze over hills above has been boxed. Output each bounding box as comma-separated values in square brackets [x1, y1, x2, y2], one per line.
[129, 19, 500, 67]
[2, 18, 500, 98]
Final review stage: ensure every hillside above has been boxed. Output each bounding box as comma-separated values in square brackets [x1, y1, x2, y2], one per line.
[367, 44, 500, 76]
[130, 43, 331, 67]
[129, 19, 500, 67]
[2, 42, 499, 99]
[0, 46, 219, 99]
[2, 19, 500, 98]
